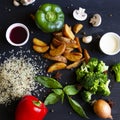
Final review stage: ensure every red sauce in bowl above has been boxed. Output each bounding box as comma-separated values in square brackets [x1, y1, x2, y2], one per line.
[10, 26, 27, 44]
[6, 23, 29, 46]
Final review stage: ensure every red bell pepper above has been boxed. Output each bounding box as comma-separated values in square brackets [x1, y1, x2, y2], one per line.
[15, 95, 48, 120]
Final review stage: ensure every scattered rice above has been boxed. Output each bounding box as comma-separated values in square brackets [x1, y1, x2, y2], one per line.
[0, 48, 50, 104]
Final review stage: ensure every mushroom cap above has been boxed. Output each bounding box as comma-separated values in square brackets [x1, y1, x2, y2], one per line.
[90, 13, 102, 27]
[73, 7, 88, 21]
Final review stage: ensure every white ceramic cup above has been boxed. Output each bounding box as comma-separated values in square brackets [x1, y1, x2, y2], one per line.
[99, 32, 120, 55]
[6, 23, 30, 46]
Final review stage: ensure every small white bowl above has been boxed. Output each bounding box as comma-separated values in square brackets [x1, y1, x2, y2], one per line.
[6, 23, 30, 46]
[99, 32, 120, 55]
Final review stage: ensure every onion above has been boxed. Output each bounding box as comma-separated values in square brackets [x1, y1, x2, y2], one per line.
[93, 99, 113, 119]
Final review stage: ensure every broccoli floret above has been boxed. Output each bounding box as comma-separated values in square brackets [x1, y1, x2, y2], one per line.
[76, 62, 88, 82]
[80, 62, 88, 72]
[97, 79, 111, 96]
[112, 63, 120, 82]
[81, 91, 93, 103]
[97, 61, 109, 73]
[80, 72, 99, 94]
[95, 72, 108, 84]
[87, 58, 99, 72]
[76, 57, 111, 102]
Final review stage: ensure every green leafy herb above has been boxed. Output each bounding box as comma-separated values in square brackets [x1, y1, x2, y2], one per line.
[52, 89, 65, 103]
[44, 93, 60, 105]
[63, 85, 79, 96]
[35, 76, 63, 89]
[35, 75, 88, 119]
[52, 89, 63, 96]
[68, 96, 89, 119]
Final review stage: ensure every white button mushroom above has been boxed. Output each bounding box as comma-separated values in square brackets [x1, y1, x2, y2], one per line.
[90, 14, 102, 27]
[73, 7, 88, 21]
[82, 36, 93, 44]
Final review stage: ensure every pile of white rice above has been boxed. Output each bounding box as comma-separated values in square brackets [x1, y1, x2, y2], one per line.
[0, 57, 37, 104]
[0, 48, 51, 104]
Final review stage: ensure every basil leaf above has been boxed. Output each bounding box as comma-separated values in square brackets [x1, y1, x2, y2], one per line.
[44, 93, 60, 105]
[63, 85, 79, 95]
[68, 96, 89, 119]
[52, 89, 63, 95]
[35, 76, 63, 88]
[52, 89, 65, 103]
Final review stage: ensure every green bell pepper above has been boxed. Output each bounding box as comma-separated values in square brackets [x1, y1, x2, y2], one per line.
[35, 3, 65, 33]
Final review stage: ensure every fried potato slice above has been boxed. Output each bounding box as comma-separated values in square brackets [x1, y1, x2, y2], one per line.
[33, 45, 49, 53]
[73, 24, 83, 34]
[84, 49, 91, 63]
[56, 36, 71, 43]
[52, 38, 62, 47]
[33, 38, 47, 47]
[66, 42, 78, 48]
[47, 62, 67, 73]
[49, 42, 66, 56]
[64, 47, 74, 53]
[62, 24, 75, 40]
[50, 43, 56, 50]
[56, 36, 78, 48]
[53, 32, 63, 37]
[43, 53, 67, 63]
[64, 52, 83, 61]
[66, 58, 85, 69]
[74, 37, 82, 53]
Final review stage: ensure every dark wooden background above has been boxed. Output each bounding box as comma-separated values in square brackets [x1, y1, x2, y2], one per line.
[0, 0, 120, 120]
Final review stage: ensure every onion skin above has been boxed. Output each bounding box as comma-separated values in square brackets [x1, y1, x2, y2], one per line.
[93, 99, 113, 119]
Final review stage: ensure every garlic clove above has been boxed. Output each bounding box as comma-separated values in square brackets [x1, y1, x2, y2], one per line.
[20, 0, 35, 6]
[90, 14, 102, 27]
[13, 0, 20, 7]
[82, 36, 92, 44]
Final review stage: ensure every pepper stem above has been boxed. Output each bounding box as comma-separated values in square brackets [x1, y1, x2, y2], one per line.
[33, 100, 41, 107]
[46, 11, 56, 22]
